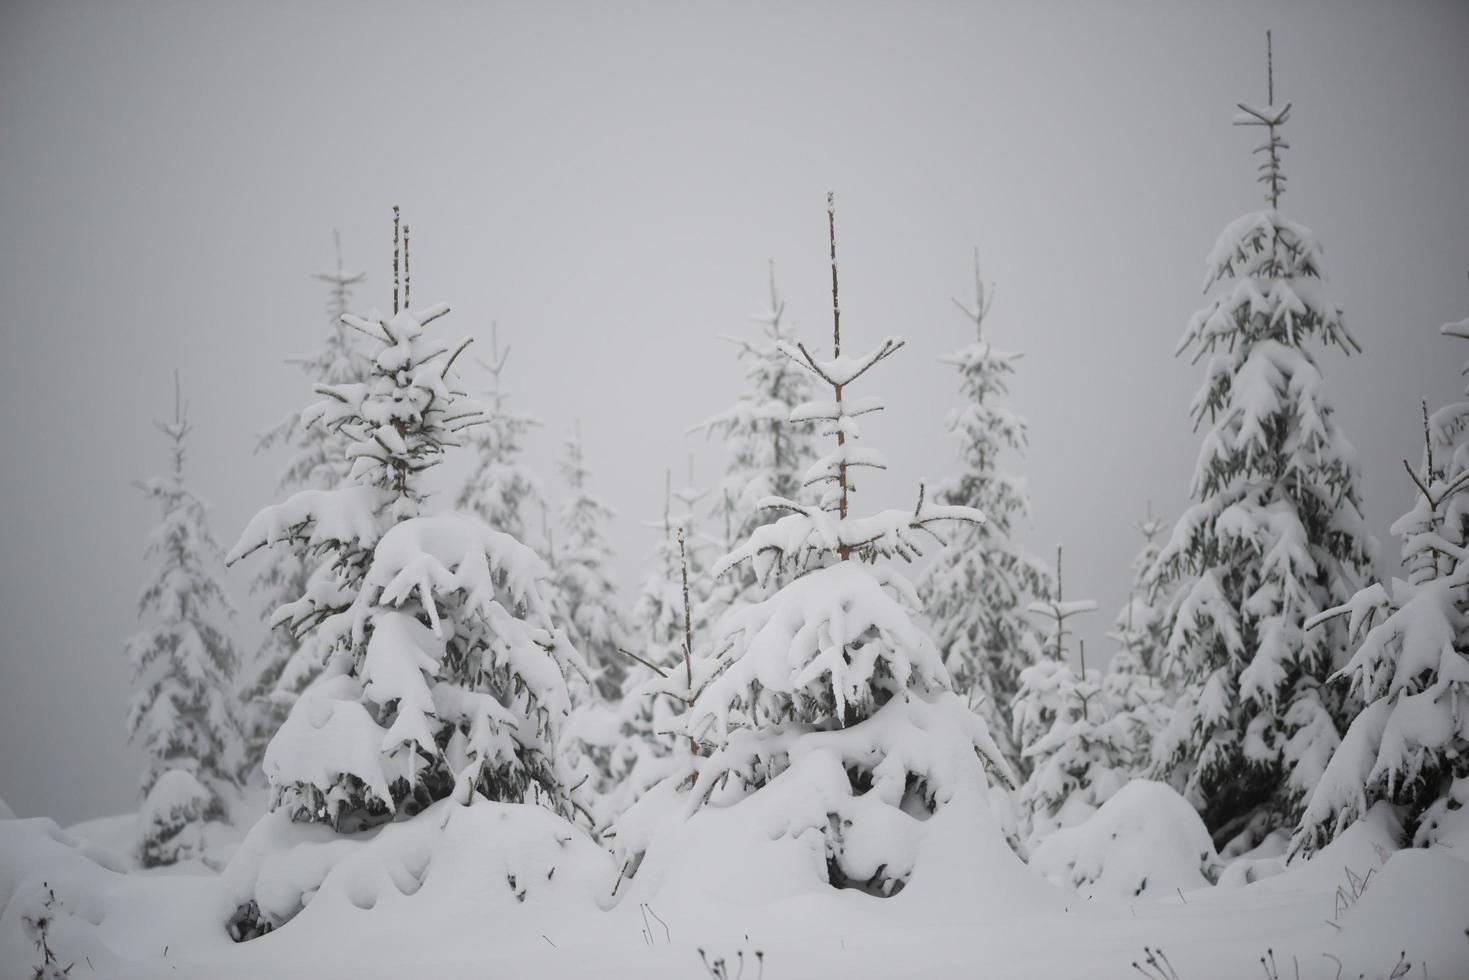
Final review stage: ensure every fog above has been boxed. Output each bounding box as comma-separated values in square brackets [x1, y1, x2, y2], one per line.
[1, 0, 1465, 825]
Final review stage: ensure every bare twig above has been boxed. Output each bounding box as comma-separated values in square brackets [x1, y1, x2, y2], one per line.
[678, 527, 699, 754]
[642, 903, 671, 943]
[617, 647, 669, 678]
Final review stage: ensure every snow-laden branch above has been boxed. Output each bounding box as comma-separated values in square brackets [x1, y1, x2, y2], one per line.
[712, 485, 984, 584]
[777, 336, 905, 388]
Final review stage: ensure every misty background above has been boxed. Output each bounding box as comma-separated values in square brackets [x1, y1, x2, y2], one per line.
[1, 0, 1465, 826]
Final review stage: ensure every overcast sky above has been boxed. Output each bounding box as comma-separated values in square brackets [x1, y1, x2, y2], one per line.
[2, 0, 1466, 825]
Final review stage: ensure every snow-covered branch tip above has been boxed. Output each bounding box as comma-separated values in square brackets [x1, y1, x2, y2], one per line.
[712, 489, 984, 581]
[781, 336, 905, 389]
[441, 336, 474, 379]
[341, 313, 393, 345]
[418, 303, 451, 327]
[1404, 457, 1469, 511]
[1301, 603, 1354, 633]
[1232, 102, 1291, 129]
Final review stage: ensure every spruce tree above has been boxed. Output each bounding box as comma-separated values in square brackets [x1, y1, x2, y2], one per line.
[1010, 550, 1120, 851]
[554, 424, 630, 699]
[456, 322, 546, 543]
[604, 520, 708, 886]
[696, 263, 820, 586]
[1149, 36, 1375, 852]
[1291, 314, 1469, 857]
[573, 473, 713, 839]
[1103, 507, 1174, 770]
[624, 476, 712, 774]
[920, 251, 1053, 774]
[1008, 547, 1096, 780]
[627, 466, 715, 677]
[227, 215, 582, 842]
[673, 195, 1011, 896]
[1011, 652, 1136, 854]
[562, 471, 687, 827]
[1430, 299, 1469, 559]
[126, 373, 243, 867]
[240, 233, 369, 776]
[1109, 505, 1172, 680]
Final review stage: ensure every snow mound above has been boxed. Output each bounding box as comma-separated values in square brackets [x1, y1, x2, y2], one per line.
[0, 818, 144, 979]
[1324, 847, 1469, 978]
[140, 768, 221, 868]
[626, 743, 1061, 934]
[0, 797, 14, 821]
[0, 819, 129, 917]
[1249, 802, 1402, 895]
[1027, 779, 1221, 900]
[221, 799, 615, 949]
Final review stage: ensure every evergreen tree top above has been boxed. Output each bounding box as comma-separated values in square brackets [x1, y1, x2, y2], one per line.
[557, 424, 618, 546]
[714, 196, 985, 585]
[256, 233, 372, 494]
[457, 321, 545, 544]
[229, 295, 485, 572]
[1181, 33, 1359, 361]
[694, 261, 823, 556]
[1230, 31, 1290, 210]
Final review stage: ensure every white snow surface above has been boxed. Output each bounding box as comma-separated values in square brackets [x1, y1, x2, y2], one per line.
[1, 795, 1465, 979]
[1028, 779, 1221, 900]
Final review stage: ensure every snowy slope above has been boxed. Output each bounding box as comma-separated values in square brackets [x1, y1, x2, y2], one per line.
[2, 796, 1465, 980]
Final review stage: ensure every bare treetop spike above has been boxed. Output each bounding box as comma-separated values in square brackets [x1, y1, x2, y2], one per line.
[392, 205, 401, 314]
[1267, 29, 1274, 106]
[828, 191, 841, 358]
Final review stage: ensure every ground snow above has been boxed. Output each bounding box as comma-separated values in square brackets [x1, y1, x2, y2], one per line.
[221, 798, 616, 962]
[1, 790, 1465, 979]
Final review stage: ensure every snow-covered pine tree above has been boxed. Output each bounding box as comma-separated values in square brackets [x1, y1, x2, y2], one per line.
[1290, 336, 1469, 858]
[1428, 298, 1469, 560]
[672, 194, 1011, 897]
[602, 516, 707, 887]
[920, 252, 1053, 773]
[554, 423, 631, 700]
[1011, 646, 1136, 854]
[630, 473, 711, 694]
[126, 373, 243, 867]
[240, 233, 370, 777]
[1102, 507, 1174, 769]
[1110, 505, 1172, 681]
[695, 262, 820, 577]
[619, 473, 713, 793]
[1149, 35, 1375, 853]
[456, 322, 546, 543]
[227, 214, 583, 839]
[1010, 545, 1097, 782]
[563, 471, 687, 826]
[629, 472, 691, 674]
[1010, 550, 1118, 850]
